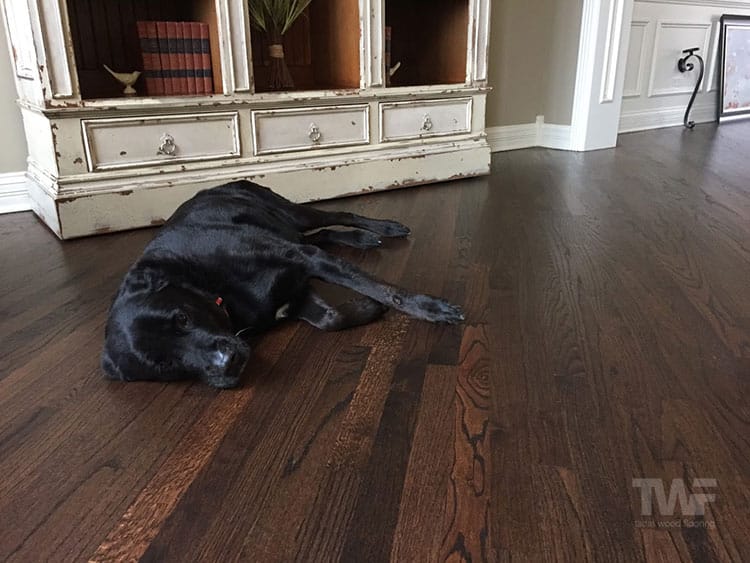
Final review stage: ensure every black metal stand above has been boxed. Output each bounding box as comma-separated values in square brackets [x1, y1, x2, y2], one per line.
[677, 47, 705, 129]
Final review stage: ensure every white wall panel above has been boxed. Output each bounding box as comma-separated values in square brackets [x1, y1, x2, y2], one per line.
[620, 0, 750, 132]
[647, 21, 711, 96]
[623, 20, 650, 97]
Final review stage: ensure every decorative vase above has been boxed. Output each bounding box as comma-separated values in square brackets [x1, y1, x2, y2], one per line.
[267, 28, 294, 90]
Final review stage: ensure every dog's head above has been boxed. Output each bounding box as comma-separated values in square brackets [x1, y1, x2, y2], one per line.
[102, 266, 250, 389]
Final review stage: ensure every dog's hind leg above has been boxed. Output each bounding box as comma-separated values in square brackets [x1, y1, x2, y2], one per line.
[295, 291, 388, 331]
[303, 229, 382, 249]
[290, 207, 411, 238]
[221, 181, 410, 237]
[299, 245, 464, 324]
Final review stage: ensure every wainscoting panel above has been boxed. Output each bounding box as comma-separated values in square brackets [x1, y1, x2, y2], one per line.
[619, 0, 750, 132]
[647, 20, 711, 97]
[623, 20, 651, 98]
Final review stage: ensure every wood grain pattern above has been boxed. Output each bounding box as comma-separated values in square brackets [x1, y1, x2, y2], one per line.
[310, 0, 361, 89]
[1, 123, 750, 561]
[441, 325, 493, 562]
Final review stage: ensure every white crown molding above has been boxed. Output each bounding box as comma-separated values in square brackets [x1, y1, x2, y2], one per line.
[619, 103, 716, 132]
[0, 172, 31, 214]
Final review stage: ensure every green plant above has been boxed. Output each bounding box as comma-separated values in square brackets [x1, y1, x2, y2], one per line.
[248, 0, 313, 35]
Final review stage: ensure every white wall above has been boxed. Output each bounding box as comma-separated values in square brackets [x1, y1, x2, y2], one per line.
[620, 0, 750, 132]
[486, 0, 584, 151]
[545, 0, 584, 124]
[0, 21, 28, 173]
[0, 19, 31, 213]
[487, 0, 551, 126]
[486, 0, 583, 127]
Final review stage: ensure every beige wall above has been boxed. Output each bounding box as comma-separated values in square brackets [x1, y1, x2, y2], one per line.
[544, 0, 583, 124]
[0, 23, 27, 173]
[487, 0, 583, 127]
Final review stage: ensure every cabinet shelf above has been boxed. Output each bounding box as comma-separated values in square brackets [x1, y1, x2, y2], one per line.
[66, 0, 223, 100]
[251, 0, 361, 93]
[385, 0, 469, 87]
[66, 0, 361, 98]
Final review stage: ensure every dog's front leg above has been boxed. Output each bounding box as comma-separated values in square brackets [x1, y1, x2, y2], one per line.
[295, 290, 387, 330]
[299, 246, 464, 324]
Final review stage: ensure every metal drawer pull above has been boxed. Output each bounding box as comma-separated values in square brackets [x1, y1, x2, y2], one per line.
[309, 123, 322, 143]
[421, 114, 433, 132]
[157, 133, 177, 156]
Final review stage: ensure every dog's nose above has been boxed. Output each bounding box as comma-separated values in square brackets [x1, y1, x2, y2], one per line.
[212, 340, 235, 369]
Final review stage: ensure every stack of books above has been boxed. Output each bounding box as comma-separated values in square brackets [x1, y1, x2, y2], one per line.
[137, 21, 214, 96]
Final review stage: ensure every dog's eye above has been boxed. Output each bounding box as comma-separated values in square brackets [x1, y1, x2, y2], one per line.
[174, 311, 192, 331]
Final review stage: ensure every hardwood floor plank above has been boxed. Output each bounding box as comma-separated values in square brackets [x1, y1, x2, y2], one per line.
[292, 316, 411, 562]
[138, 326, 358, 562]
[89, 324, 300, 563]
[390, 364, 458, 562]
[235, 345, 372, 562]
[338, 357, 427, 562]
[438, 324, 494, 562]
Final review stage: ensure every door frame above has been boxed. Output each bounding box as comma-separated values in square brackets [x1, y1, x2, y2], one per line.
[570, 0, 635, 151]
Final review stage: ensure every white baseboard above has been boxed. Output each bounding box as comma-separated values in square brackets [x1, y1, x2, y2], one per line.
[486, 123, 539, 152]
[539, 123, 573, 150]
[619, 104, 718, 133]
[0, 172, 31, 214]
[487, 116, 573, 152]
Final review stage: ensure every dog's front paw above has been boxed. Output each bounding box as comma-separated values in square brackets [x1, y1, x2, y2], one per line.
[376, 220, 411, 238]
[350, 230, 382, 249]
[400, 294, 465, 324]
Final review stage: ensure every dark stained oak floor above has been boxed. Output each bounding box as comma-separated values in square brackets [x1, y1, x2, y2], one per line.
[1, 123, 749, 562]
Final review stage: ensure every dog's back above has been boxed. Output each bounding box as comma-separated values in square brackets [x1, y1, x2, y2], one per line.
[163, 181, 304, 241]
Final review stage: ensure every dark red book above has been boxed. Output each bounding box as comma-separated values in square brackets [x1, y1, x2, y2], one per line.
[189, 22, 203, 95]
[166, 22, 179, 94]
[137, 21, 163, 95]
[156, 21, 174, 96]
[199, 23, 214, 94]
[178, 23, 195, 96]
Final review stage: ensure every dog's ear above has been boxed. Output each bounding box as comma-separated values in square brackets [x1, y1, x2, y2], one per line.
[124, 266, 170, 294]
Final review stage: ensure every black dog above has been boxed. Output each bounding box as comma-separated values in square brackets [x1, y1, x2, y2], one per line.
[102, 181, 464, 388]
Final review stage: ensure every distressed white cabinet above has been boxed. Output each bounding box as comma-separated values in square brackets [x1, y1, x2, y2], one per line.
[2, 0, 491, 238]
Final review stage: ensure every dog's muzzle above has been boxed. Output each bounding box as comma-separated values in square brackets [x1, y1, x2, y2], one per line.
[205, 338, 250, 388]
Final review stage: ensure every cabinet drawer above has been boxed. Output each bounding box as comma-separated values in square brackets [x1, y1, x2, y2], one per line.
[251, 105, 370, 156]
[379, 98, 473, 142]
[81, 112, 241, 171]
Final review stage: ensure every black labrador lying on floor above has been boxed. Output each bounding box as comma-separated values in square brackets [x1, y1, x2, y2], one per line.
[102, 181, 464, 388]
